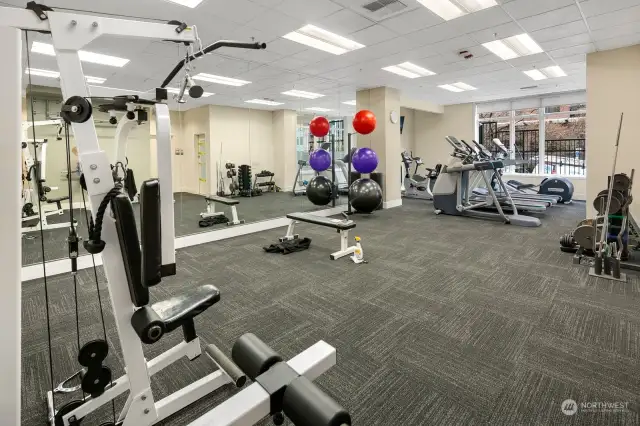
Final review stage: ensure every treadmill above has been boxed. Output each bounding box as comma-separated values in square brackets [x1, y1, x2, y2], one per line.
[432, 136, 541, 227]
[456, 139, 547, 213]
[487, 139, 562, 204]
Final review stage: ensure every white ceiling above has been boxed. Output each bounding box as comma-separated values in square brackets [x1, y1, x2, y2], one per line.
[10, 0, 640, 114]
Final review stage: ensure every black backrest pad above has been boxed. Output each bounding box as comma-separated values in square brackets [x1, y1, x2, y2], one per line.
[140, 179, 162, 288]
[112, 193, 148, 307]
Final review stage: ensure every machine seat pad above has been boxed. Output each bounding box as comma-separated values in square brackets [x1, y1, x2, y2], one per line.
[47, 196, 69, 203]
[205, 195, 240, 205]
[151, 284, 220, 333]
[286, 212, 356, 230]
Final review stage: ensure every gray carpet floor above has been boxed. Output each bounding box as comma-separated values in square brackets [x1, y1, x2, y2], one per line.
[21, 199, 640, 425]
[22, 191, 339, 265]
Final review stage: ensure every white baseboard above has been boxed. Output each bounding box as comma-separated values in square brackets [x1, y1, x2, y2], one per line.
[21, 205, 347, 281]
[383, 199, 402, 209]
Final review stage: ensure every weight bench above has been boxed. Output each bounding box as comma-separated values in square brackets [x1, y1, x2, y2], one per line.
[281, 212, 357, 260]
[200, 195, 244, 226]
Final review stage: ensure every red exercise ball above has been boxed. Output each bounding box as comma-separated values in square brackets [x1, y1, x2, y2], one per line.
[309, 116, 330, 137]
[353, 110, 376, 135]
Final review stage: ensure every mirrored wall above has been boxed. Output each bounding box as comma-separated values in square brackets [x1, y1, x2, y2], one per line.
[21, 85, 359, 268]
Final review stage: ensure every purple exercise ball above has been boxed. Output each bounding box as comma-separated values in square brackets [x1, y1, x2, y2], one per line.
[352, 147, 379, 174]
[309, 149, 332, 172]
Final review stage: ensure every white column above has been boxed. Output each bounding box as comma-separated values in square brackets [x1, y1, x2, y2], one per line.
[509, 109, 516, 173]
[538, 108, 546, 174]
[0, 26, 22, 426]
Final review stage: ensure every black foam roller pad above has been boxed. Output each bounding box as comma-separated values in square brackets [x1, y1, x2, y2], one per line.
[231, 333, 282, 380]
[282, 376, 351, 426]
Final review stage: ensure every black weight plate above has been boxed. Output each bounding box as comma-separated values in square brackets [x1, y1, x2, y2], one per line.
[593, 190, 623, 215]
[612, 174, 631, 192]
[78, 340, 108, 367]
[573, 224, 599, 251]
[81, 366, 112, 396]
[55, 399, 84, 426]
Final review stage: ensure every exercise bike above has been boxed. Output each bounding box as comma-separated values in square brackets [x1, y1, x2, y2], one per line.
[401, 150, 440, 201]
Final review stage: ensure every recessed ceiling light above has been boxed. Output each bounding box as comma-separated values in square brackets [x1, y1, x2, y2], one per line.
[166, 87, 214, 97]
[342, 100, 356, 106]
[281, 90, 324, 99]
[85, 76, 107, 84]
[25, 68, 106, 84]
[383, 62, 435, 79]
[306, 107, 332, 112]
[543, 65, 567, 78]
[523, 69, 547, 81]
[31, 41, 129, 67]
[482, 33, 543, 60]
[417, 0, 497, 21]
[163, 0, 204, 8]
[438, 82, 477, 92]
[245, 99, 284, 106]
[192, 73, 251, 86]
[523, 66, 567, 81]
[283, 25, 364, 55]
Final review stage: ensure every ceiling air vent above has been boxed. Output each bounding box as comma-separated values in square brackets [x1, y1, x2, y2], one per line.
[361, 0, 408, 20]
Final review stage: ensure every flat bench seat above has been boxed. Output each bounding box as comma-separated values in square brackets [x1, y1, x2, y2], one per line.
[282, 212, 357, 260]
[205, 195, 239, 206]
[201, 195, 244, 225]
[286, 212, 356, 230]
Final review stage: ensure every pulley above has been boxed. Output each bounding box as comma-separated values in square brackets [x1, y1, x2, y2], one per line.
[61, 96, 93, 124]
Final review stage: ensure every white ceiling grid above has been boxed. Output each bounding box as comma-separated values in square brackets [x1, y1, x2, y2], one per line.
[9, 0, 640, 113]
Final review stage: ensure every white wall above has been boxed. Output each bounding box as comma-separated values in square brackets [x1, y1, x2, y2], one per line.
[413, 103, 475, 167]
[587, 44, 640, 219]
[174, 106, 209, 194]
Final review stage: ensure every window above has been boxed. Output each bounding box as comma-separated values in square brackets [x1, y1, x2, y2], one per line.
[477, 99, 586, 176]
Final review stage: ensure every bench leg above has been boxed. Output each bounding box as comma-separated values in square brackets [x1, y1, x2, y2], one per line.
[279, 220, 299, 242]
[200, 201, 224, 219]
[330, 229, 356, 260]
[226, 206, 245, 226]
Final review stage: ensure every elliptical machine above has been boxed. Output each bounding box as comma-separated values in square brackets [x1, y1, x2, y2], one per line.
[401, 150, 440, 200]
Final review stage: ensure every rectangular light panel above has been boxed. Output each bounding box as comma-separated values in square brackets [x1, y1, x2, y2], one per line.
[523, 65, 567, 81]
[417, 0, 497, 21]
[192, 73, 251, 86]
[281, 90, 324, 99]
[25, 68, 106, 84]
[523, 69, 547, 81]
[342, 100, 356, 106]
[31, 41, 129, 67]
[163, 0, 204, 8]
[283, 25, 364, 55]
[438, 82, 477, 92]
[544, 65, 567, 78]
[306, 107, 332, 112]
[166, 87, 214, 97]
[245, 99, 284, 106]
[482, 33, 543, 60]
[383, 62, 435, 79]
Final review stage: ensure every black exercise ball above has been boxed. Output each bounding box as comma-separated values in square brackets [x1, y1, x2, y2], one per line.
[349, 178, 382, 213]
[307, 175, 333, 206]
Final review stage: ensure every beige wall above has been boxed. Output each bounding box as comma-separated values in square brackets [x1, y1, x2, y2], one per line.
[356, 87, 402, 205]
[400, 107, 414, 154]
[413, 103, 475, 167]
[174, 104, 279, 195]
[587, 44, 640, 219]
